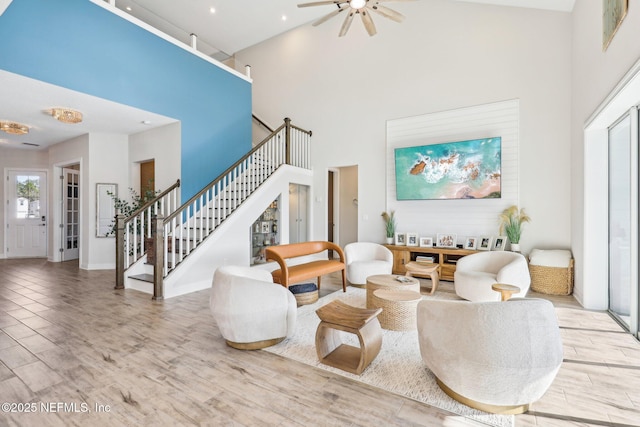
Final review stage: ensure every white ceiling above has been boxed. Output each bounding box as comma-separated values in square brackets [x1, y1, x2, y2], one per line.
[0, 0, 574, 150]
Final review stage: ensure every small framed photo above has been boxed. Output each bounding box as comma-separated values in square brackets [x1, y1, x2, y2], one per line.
[492, 236, 507, 251]
[394, 232, 406, 246]
[464, 237, 477, 250]
[406, 233, 418, 247]
[478, 236, 493, 251]
[436, 233, 457, 248]
[261, 221, 271, 233]
[419, 236, 433, 248]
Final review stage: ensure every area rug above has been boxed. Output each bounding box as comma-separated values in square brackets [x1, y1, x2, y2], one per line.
[264, 286, 514, 427]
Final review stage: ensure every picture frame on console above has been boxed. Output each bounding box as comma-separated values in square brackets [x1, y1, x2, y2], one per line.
[394, 232, 406, 246]
[478, 236, 493, 251]
[419, 237, 433, 247]
[492, 236, 507, 251]
[436, 233, 457, 248]
[406, 233, 418, 247]
[464, 237, 477, 250]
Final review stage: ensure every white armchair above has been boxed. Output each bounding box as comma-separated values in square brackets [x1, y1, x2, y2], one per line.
[210, 265, 297, 350]
[344, 242, 393, 285]
[417, 298, 563, 414]
[454, 251, 530, 302]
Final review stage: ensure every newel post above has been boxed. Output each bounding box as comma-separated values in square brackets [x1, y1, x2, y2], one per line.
[115, 214, 125, 290]
[284, 117, 291, 165]
[152, 215, 164, 300]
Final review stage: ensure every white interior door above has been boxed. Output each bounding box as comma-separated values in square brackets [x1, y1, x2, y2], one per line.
[6, 170, 48, 258]
[62, 168, 80, 261]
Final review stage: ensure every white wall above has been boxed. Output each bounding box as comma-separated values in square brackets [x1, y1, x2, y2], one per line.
[236, 0, 571, 256]
[571, 3, 640, 308]
[0, 147, 48, 258]
[129, 122, 181, 194]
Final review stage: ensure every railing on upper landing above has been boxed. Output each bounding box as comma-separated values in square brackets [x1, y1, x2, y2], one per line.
[115, 118, 312, 299]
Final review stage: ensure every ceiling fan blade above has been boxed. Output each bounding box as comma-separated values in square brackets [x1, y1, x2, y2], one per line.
[370, 4, 404, 22]
[360, 9, 377, 36]
[313, 7, 346, 26]
[376, 0, 416, 2]
[339, 10, 356, 37]
[298, 1, 345, 8]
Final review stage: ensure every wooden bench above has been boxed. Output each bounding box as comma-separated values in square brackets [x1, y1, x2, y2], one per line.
[265, 241, 347, 292]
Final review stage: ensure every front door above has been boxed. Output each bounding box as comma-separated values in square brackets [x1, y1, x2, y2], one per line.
[6, 170, 48, 258]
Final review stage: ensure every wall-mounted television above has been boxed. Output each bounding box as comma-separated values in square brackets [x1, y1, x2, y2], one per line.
[394, 137, 501, 200]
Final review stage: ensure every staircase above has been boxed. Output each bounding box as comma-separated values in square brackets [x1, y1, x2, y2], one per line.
[115, 118, 312, 299]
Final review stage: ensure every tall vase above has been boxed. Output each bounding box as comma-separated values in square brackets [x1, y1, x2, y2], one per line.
[510, 243, 521, 252]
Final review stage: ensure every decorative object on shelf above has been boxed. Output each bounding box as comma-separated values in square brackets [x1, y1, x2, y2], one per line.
[394, 232, 406, 246]
[436, 233, 457, 248]
[381, 210, 396, 244]
[492, 236, 507, 251]
[419, 236, 433, 248]
[498, 205, 531, 251]
[0, 120, 29, 135]
[50, 107, 83, 124]
[261, 221, 270, 233]
[406, 233, 418, 247]
[464, 237, 477, 250]
[477, 236, 493, 251]
[603, 0, 628, 51]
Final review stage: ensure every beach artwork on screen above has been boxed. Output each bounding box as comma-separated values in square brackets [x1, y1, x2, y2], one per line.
[394, 137, 501, 200]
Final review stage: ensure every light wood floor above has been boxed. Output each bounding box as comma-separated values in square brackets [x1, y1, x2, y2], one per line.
[0, 259, 639, 426]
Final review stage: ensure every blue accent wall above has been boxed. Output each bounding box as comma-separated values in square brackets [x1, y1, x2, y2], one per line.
[0, 0, 252, 202]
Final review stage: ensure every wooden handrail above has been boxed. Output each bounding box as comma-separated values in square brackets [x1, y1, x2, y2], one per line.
[252, 114, 275, 133]
[163, 119, 298, 225]
[124, 179, 181, 222]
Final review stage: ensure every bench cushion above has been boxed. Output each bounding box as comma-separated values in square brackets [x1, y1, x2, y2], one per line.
[272, 260, 345, 284]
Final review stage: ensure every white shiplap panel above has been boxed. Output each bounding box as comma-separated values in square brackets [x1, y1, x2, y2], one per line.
[386, 99, 519, 246]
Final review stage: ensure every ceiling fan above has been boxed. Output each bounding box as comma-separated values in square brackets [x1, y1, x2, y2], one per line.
[298, 0, 414, 37]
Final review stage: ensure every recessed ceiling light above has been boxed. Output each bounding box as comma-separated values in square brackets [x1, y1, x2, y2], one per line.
[126, 6, 132, 11]
[141, 120, 152, 125]
[282, 15, 287, 21]
[209, 7, 216, 14]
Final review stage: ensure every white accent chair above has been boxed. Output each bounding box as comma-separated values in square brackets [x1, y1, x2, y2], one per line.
[454, 251, 530, 302]
[210, 265, 297, 350]
[344, 242, 393, 286]
[417, 298, 563, 414]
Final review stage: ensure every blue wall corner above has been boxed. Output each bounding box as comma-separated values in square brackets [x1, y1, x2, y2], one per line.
[0, 0, 252, 202]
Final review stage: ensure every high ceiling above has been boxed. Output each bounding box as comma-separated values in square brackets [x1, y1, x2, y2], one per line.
[0, 0, 575, 150]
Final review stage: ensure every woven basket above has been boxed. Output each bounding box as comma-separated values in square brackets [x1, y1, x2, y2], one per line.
[371, 289, 421, 331]
[529, 259, 574, 295]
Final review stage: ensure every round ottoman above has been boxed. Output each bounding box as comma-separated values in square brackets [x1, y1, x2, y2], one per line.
[289, 283, 318, 306]
[371, 289, 422, 331]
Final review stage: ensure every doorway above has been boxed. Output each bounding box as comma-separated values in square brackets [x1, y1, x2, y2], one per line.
[62, 166, 80, 261]
[140, 160, 155, 196]
[5, 170, 48, 258]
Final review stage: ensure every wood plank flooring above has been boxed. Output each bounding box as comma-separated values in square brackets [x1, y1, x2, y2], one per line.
[0, 258, 639, 426]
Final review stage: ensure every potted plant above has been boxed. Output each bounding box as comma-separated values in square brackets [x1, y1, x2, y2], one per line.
[381, 210, 396, 244]
[498, 205, 531, 252]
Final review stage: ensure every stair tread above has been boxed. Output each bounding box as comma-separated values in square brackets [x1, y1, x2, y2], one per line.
[129, 273, 154, 283]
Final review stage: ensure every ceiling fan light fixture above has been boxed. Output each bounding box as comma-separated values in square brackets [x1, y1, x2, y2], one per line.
[349, 0, 366, 10]
[51, 108, 83, 124]
[0, 121, 29, 135]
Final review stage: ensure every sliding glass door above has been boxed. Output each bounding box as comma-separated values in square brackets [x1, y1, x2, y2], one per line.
[608, 109, 639, 335]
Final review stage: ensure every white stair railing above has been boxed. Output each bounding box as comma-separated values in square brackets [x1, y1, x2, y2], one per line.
[145, 118, 311, 299]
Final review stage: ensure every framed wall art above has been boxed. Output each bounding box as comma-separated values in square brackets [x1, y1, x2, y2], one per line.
[478, 236, 493, 251]
[603, 0, 628, 51]
[436, 233, 457, 248]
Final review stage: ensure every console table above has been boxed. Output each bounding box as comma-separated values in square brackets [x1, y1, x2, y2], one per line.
[384, 244, 478, 281]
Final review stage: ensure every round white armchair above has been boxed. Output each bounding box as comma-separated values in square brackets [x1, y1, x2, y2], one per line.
[344, 242, 393, 286]
[454, 251, 530, 302]
[210, 265, 297, 350]
[417, 298, 563, 414]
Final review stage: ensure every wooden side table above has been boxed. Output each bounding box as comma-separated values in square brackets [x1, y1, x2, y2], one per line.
[404, 261, 440, 294]
[491, 283, 521, 301]
[315, 300, 383, 375]
[365, 274, 420, 308]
